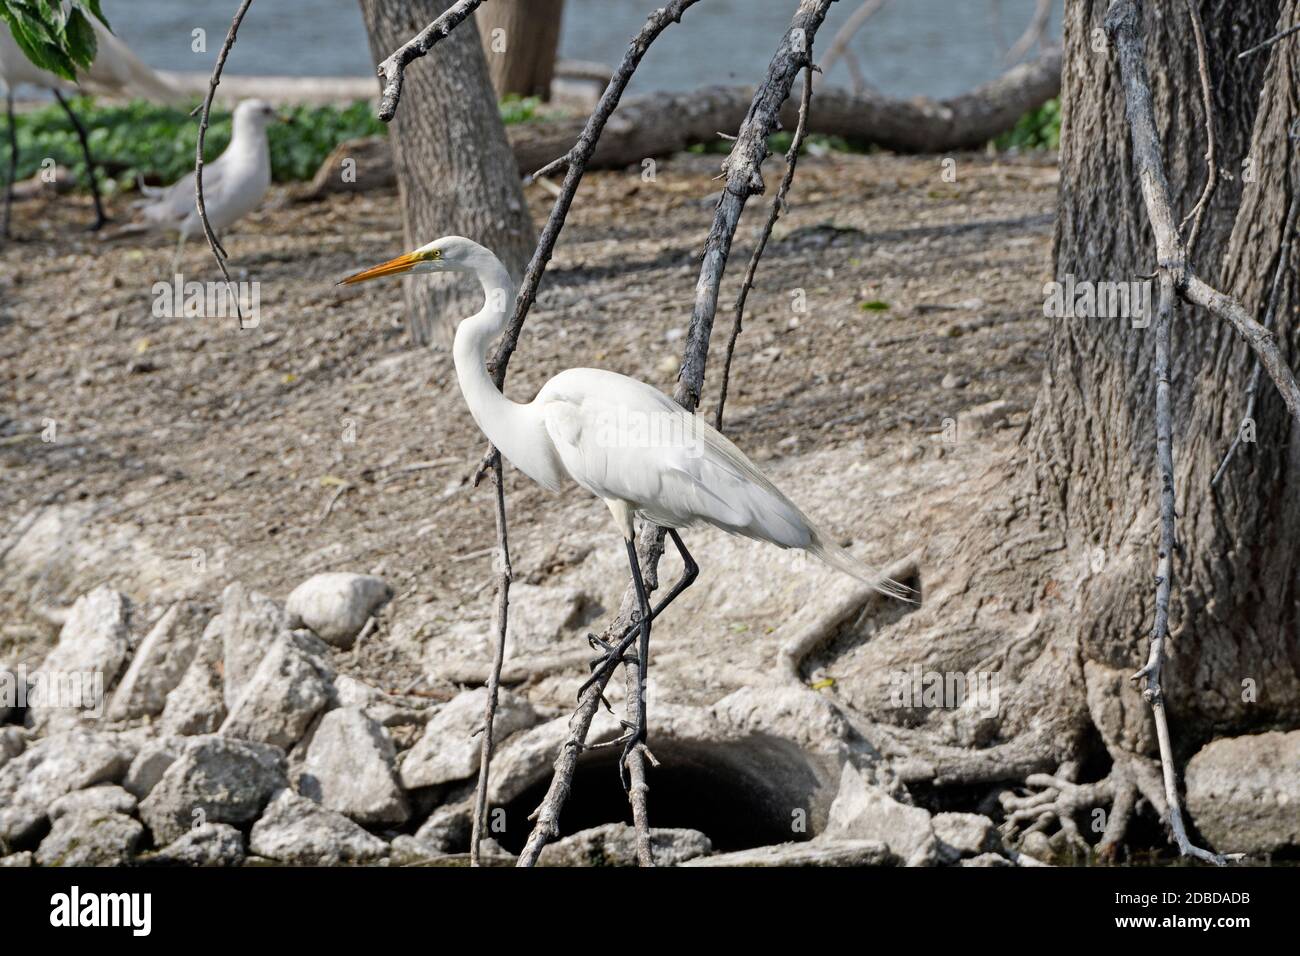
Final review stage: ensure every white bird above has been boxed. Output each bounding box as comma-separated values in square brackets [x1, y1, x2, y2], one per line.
[126, 98, 279, 273]
[341, 237, 912, 777]
[0, 17, 185, 236]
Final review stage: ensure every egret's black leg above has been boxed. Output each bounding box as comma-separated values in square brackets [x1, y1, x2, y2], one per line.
[53, 90, 107, 231]
[581, 529, 698, 681]
[2, 91, 15, 241]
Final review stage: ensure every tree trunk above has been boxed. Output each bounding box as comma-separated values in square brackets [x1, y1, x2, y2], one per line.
[824, 1, 1299, 857]
[358, 0, 534, 346]
[475, 0, 564, 101]
[1029, 0, 1300, 748]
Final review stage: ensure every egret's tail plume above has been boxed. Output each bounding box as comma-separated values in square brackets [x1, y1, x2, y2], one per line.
[808, 537, 918, 603]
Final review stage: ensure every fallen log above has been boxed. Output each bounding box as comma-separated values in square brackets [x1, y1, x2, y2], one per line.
[301, 47, 1061, 199]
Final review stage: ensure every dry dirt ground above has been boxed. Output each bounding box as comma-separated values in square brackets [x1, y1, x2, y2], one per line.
[1, 149, 1056, 716]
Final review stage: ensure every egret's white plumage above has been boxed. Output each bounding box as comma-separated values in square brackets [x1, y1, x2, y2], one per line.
[342, 236, 911, 602]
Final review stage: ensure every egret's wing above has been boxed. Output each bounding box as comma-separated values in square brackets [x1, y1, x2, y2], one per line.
[539, 368, 813, 547]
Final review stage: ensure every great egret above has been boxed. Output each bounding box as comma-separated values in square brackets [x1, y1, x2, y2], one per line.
[113, 99, 279, 273]
[0, 18, 184, 236]
[341, 237, 912, 772]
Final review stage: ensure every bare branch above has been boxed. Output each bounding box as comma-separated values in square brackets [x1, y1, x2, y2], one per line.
[820, 0, 888, 88]
[1005, 0, 1053, 65]
[373, 0, 488, 123]
[715, 63, 816, 432]
[469, 461, 511, 866]
[195, 0, 254, 325]
[1179, 0, 1216, 255]
[1237, 21, 1300, 60]
[1213, 126, 1300, 486]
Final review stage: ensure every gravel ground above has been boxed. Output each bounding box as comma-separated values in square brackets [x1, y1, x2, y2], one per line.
[0, 149, 1056, 695]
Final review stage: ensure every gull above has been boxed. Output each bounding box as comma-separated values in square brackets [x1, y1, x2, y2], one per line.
[121, 98, 280, 273]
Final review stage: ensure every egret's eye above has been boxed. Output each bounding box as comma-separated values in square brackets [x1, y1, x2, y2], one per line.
[427, 249, 442, 260]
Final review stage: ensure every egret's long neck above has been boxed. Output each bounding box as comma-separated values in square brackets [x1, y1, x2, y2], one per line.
[451, 255, 522, 450]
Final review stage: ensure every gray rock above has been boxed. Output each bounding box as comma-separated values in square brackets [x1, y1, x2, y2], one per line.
[124, 737, 185, 799]
[400, 687, 539, 790]
[30, 587, 130, 730]
[538, 823, 712, 867]
[502, 583, 588, 656]
[960, 852, 1015, 867]
[249, 789, 387, 865]
[150, 823, 245, 867]
[107, 601, 210, 719]
[138, 735, 287, 845]
[408, 801, 472, 856]
[220, 583, 292, 709]
[0, 726, 26, 770]
[933, 812, 1002, 859]
[49, 784, 137, 820]
[0, 852, 33, 867]
[822, 764, 939, 866]
[219, 631, 334, 750]
[681, 840, 896, 867]
[36, 811, 143, 866]
[0, 804, 45, 847]
[0, 730, 131, 809]
[159, 619, 226, 735]
[334, 675, 434, 728]
[1186, 730, 1300, 855]
[285, 573, 392, 649]
[1017, 830, 1053, 862]
[298, 706, 408, 825]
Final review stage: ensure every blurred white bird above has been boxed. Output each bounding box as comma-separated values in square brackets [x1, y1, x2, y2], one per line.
[0, 17, 185, 236]
[340, 237, 913, 780]
[120, 99, 279, 273]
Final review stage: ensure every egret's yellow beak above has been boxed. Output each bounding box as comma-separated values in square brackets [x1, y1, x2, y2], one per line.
[338, 251, 423, 285]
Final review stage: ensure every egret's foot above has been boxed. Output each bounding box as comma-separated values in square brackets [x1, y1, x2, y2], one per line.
[618, 717, 647, 792]
[577, 632, 638, 701]
[86, 213, 110, 233]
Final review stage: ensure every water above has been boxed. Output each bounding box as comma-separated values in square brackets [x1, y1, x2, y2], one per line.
[106, 0, 1060, 99]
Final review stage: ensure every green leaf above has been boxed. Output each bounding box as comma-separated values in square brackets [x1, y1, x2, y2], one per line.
[62, 7, 97, 70]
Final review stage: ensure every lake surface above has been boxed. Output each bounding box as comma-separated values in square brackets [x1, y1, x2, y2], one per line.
[106, 0, 1061, 99]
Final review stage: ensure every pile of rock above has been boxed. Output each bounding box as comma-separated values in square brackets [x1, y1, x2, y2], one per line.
[11, 573, 1289, 866]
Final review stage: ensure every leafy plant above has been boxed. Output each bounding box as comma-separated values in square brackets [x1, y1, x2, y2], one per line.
[0, 0, 109, 80]
[996, 97, 1061, 151]
[0, 97, 541, 193]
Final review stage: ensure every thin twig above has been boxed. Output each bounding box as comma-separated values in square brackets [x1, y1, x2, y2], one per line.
[517, 0, 835, 867]
[469, 462, 511, 866]
[821, 0, 887, 82]
[1237, 21, 1300, 60]
[1005, 0, 1053, 65]
[195, 0, 253, 326]
[1179, 0, 1216, 255]
[374, 0, 488, 123]
[715, 63, 816, 432]
[1212, 125, 1300, 486]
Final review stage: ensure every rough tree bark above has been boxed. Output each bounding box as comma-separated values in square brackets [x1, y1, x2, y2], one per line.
[475, 0, 565, 101]
[358, 0, 534, 346]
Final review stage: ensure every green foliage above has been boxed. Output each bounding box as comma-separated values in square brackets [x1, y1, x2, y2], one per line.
[995, 97, 1061, 151]
[0, 0, 110, 80]
[0, 97, 541, 194]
